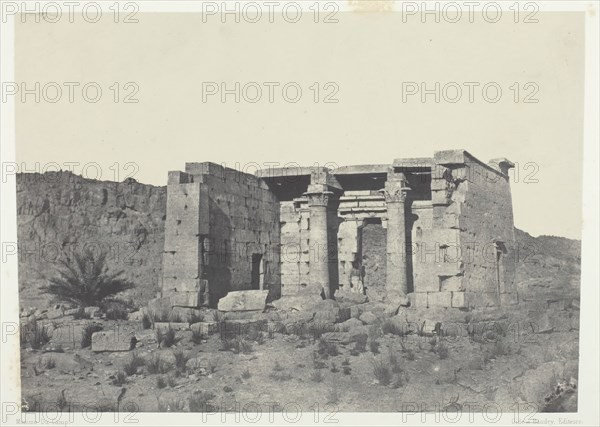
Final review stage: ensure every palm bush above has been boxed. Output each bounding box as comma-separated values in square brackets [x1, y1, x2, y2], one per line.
[42, 249, 134, 308]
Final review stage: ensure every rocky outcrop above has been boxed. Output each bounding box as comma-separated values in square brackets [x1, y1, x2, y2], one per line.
[16, 171, 166, 310]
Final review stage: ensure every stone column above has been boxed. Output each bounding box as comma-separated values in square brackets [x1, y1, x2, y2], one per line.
[306, 191, 334, 299]
[381, 174, 410, 296]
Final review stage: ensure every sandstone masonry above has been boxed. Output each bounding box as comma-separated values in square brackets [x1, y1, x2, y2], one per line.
[161, 150, 518, 310]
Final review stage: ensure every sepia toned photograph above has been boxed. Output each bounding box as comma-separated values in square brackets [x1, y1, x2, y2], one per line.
[1, 1, 598, 425]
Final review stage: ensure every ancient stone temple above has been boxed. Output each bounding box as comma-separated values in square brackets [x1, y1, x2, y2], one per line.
[161, 150, 518, 310]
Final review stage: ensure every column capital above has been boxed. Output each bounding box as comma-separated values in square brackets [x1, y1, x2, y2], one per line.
[304, 190, 334, 207]
[380, 180, 410, 203]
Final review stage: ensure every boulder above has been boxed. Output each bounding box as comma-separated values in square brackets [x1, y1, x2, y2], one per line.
[127, 311, 144, 321]
[334, 289, 368, 305]
[84, 306, 101, 317]
[91, 331, 136, 352]
[337, 317, 364, 332]
[218, 290, 269, 312]
[154, 322, 189, 331]
[359, 311, 379, 325]
[312, 299, 350, 324]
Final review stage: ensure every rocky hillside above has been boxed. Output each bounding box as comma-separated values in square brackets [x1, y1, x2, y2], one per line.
[15, 172, 581, 310]
[16, 172, 166, 310]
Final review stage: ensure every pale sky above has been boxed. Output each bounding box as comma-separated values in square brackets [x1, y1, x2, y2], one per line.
[15, 11, 584, 239]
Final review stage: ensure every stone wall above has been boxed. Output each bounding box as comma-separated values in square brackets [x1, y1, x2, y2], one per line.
[163, 163, 281, 306]
[410, 150, 517, 309]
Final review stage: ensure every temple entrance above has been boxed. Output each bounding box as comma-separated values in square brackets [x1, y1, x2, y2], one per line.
[359, 219, 387, 296]
[250, 254, 264, 290]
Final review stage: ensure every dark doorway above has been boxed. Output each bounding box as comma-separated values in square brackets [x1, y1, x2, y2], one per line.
[251, 254, 263, 290]
[360, 219, 387, 297]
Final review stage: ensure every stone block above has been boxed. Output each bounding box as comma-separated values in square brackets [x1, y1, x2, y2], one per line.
[154, 322, 190, 331]
[217, 290, 269, 312]
[334, 289, 368, 305]
[84, 306, 101, 317]
[409, 292, 428, 308]
[440, 275, 464, 291]
[169, 291, 201, 308]
[427, 291, 452, 308]
[451, 291, 466, 308]
[359, 311, 379, 325]
[500, 292, 518, 306]
[190, 321, 219, 336]
[91, 331, 136, 352]
[464, 292, 500, 308]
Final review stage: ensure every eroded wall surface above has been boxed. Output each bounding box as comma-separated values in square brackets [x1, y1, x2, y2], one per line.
[163, 163, 280, 307]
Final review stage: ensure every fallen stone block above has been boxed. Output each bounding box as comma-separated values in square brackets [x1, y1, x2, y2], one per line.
[84, 306, 101, 317]
[321, 331, 352, 344]
[334, 289, 368, 305]
[91, 331, 136, 352]
[218, 290, 269, 312]
[64, 308, 82, 316]
[312, 299, 351, 324]
[337, 317, 364, 332]
[190, 321, 219, 336]
[359, 311, 379, 325]
[272, 294, 323, 312]
[154, 322, 190, 332]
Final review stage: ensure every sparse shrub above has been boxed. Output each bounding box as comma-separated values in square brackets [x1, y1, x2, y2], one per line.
[141, 313, 153, 329]
[169, 310, 184, 323]
[238, 338, 253, 354]
[318, 339, 339, 357]
[436, 342, 449, 359]
[342, 357, 350, 366]
[327, 385, 340, 404]
[369, 340, 380, 354]
[72, 308, 91, 320]
[269, 363, 292, 381]
[173, 349, 190, 372]
[342, 366, 351, 375]
[388, 352, 402, 373]
[191, 328, 204, 345]
[113, 371, 127, 386]
[488, 339, 510, 358]
[26, 319, 52, 350]
[103, 300, 130, 320]
[312, 352, 327, 369]
[156, 376, 167, 389]
[429, 336, 438, 351]
[41, 249, 134, 308]
[373, 360, 392, 386]
[123, 352, 145, 376]
[207, 359, 218, 373]
[81, 322, 103, 348]
[255, 332, 265, 345]
[167, 375, 177, 388]
[39, 356, 56, 370]
[156, 326, 177, 348]
[352, 334, 368, 353]
[241, 368, 251, 379]
[382, 319, 405, 336]
[147, 354, 170, 374]
[188, 310, 205, 324]
[406, 348, 416, 361]
[53, 344, 64, 353]
[157, 398, 185, 412]
[56, 390, 69, 411]
[310, 370, 324, 382]
[188, 391, 216, 412]
[330, 362, 339, 373]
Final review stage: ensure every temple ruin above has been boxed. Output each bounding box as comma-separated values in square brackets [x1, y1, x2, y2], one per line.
[161, 149, 518, 310]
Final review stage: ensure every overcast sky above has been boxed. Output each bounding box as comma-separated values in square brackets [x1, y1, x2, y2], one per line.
[15, 11, 584, 239]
